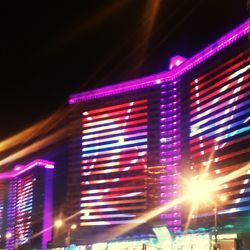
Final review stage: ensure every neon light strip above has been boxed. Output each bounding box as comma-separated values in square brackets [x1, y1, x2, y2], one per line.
[82, 125, 147, 140]
[190, 62, 249, 96]
[82, 145, 147, 157]
[190, 122, 249, 145]
[0, 159, 55, 180]
[80, 198, 146, 207]
[80, 206, 146, 213]
[81, 185, 146, 194]
[82, 165, 146, 176]
[190, 57, 245, 89]
[190, 116, 249, 138]
[69, 19, 250, 103]
[82, 132, 147, 146]
[83, 100, 147, 115]
[82, 138, 148, 152]
[190, 134, 249, 152]
[190, 72, 249, 106]
[80, 214, 138, 219]
[82, 152, 147, 165]
[190, 101, 249, 128]
[83, 118, 148, 134]
[190, 83, 249, 115]
[191, 146, 249, 159]
[82, 160, 147, 170]
[83, 106, 147, 124]
[81, 192, 145, 201]
[81, 175, 146, 185]
[80, 219, 146, 226]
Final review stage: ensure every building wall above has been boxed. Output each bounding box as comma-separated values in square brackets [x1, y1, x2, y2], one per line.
[180, 38, 250, 229]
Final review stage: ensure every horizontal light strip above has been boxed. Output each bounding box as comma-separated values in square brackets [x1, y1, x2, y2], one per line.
[82, 132, 147, 146]
[82, 138, 147, 152]
[82, 165, 146, 176]
[190, 82, 249, 115]
[82, 145, 147, 158]
[80, 214, 138, 220]
[82, 125, 147, 140]
[190, 92, 247, 123]
[83, 112, 147, 129]
[83, 100, 147, 115]
[190, 134, 249, 152]
[80, 206, 146, 213]
[191, 145, 250, 159]
[190, 116, 249, 138]
[190, 58, 245, 89]
[81, 185, 146, 195]
[82, 154, 147, 169]
[190, 100, 249, 128]
[80, 219, 146, 226]
[81, 192, 145, 201]
[80, 198, 146, 207]
[190, 64, 249, 98]
[82, 175, 146, 185]
[83, 106, 147, 125]
[83, 118, 148, 134]
[190, 123, 249, 145]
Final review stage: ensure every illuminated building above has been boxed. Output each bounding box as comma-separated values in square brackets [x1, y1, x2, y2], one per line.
[67, 19, 250, 245]
[0, 159, 54, 250]
[180, 23, 250, 229]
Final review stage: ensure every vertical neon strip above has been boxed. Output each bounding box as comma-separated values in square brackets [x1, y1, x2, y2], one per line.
[42, 168, 53, 250]
[160, 80, 181, 233]
[5, 179, 17, 250]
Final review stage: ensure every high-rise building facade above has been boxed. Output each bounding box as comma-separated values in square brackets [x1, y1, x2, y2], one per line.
[67, 19, 249, 244]
[0, 159, 54, 250]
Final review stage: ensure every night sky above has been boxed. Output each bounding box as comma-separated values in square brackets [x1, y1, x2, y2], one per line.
[0, 0, 248, 140]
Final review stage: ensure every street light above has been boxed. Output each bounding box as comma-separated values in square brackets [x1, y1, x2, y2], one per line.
[54, 219, 77, 246]
[65, 224, 77, 246]
[54, 219, 63, 228]
[185, 175, 226, 250]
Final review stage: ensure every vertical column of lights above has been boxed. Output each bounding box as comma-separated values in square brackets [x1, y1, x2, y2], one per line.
[80, 100, 148, 226]
[160, 80, 181, 232]
[15, 175, 33, 246]
[5, 179, 17, 250]
[189, 51, 250, 218]
[0, 181, 6, 245]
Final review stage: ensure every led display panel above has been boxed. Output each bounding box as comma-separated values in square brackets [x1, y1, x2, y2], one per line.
[80, 99, 148, 226]
[189, 49, 250, 219]
[0, 181, 7, 247]
[15, 175, 33, 246]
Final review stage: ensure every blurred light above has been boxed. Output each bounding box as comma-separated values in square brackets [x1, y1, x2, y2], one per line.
[219, 194, 227, 202]
[55, 219, 63, 228]
[6, 232, 12, 239]
[186, 176, 217, 205]
[71, 224, 77, 230]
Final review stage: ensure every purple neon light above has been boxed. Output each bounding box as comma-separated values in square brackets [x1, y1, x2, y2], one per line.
[68, 19, 249, 104]
[159, 80, 181, 233]
[0, 159, 55, 179]
[42, 169, 53, 250]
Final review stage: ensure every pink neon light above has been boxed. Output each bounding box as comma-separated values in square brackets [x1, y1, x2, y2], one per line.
[83, 99, 147, 115]
[169, 55, 186, 70]
[83, 112, 147, 128]
[0, 159, 55, 179]
[81, 185, 146, 195]
[81, 175, 146, 185]
[69, 19, 249, 104]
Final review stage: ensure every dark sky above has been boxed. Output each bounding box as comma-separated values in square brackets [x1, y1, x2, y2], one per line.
[0, 0, 248, 140]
